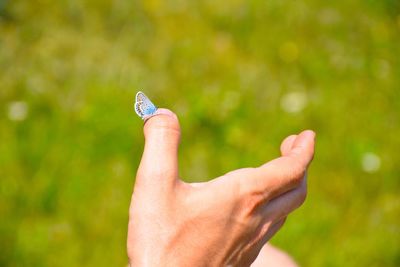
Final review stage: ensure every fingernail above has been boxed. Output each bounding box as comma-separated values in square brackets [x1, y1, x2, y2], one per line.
[143, 108, 176, 124]
[154, 108, 175, 117]
[301, 130, 316, 140]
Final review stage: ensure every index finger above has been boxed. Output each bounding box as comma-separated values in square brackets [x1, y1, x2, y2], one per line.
[240, 130, 315, 201]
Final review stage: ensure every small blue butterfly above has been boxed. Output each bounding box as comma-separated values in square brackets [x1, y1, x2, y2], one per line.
[134, 91, 158, 120]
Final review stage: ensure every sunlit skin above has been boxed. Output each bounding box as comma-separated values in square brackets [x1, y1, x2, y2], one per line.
[251, 243, 299, 267]
[127, 108, 315, 267]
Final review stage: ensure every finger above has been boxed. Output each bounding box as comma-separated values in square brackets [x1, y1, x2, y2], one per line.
[258, 130, 314, 196]
[283, 130, 315, 167]
[136, 108, 181, 188]
[232, 130, 315, 201]
[261, 177, 307, 222]
[280, 135, 297, 156]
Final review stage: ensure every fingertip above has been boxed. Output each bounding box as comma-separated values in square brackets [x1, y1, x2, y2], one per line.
[143, 108, 181, 140]
[154, 108, 178, 118]
[143, 108, 177, 123]
[301, 130, 316, 141]
[280, 135, 297, 156]
[293, 130, 316, 148]
[288, 130, 316, 166]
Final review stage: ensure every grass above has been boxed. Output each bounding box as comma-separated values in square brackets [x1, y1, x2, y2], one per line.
[1, 0, 399, 266]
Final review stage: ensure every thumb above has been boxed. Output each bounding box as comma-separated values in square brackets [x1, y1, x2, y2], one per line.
[136, 108, 181, 188]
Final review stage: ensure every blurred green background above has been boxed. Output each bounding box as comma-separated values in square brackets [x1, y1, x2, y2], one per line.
[1, 0, 399, 266]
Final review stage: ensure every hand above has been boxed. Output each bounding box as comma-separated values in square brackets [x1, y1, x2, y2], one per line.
[127, 108, 315, 267]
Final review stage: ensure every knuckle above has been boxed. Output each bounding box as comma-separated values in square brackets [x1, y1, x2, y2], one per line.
[240, 188, 266, 217]
[242, 195, 263, 215]
[232, 176, 265, 217]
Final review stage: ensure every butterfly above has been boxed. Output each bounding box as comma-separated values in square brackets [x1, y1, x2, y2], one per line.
[134, 91, 158, 120]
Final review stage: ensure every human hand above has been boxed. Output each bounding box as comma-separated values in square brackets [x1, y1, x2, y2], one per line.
[127, 108, 315, 267]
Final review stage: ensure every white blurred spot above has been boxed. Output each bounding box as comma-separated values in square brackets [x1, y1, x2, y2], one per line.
[361, 152, 381, 173]
[8, 101, 28, 121]
[280, 92, 308, 113]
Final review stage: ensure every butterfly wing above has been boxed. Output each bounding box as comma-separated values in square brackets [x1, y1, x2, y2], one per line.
[136, 92, 147, 103]
[135, 91, 157, 120]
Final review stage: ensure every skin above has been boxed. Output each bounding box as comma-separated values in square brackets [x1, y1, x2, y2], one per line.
[127, 108, 315, 267]
[251, 243, 299, 267]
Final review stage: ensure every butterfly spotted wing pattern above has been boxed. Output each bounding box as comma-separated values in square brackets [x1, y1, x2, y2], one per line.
[135, 91, 157, 120]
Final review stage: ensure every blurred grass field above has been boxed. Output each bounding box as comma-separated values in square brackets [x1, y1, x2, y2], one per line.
[1, 0, 400, 266]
